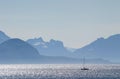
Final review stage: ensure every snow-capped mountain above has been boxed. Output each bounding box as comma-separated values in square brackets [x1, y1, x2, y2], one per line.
[27, 38, 72, 57]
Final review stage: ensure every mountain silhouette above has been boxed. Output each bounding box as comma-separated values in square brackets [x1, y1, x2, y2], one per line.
[27, 38, 72, 57]
[0, 38, 40, 63]
[0, 31, 113, 63]
[74, 34, 120, 62]
[0, 31, 10, 43]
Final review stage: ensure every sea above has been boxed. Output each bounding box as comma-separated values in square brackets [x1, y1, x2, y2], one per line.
[0, 64, 120, 79]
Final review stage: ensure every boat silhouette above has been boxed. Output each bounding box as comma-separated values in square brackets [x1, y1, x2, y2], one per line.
[81, 57, 89, 70]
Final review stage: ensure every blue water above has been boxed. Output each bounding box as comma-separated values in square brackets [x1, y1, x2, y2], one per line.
[0, 64, 120, 79]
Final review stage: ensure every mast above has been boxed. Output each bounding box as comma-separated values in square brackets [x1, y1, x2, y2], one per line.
[83, 57, 85, 67]
[81, 56, 89, 70]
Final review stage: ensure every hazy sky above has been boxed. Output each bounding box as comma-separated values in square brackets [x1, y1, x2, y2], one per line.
[0, 0, 120, 48]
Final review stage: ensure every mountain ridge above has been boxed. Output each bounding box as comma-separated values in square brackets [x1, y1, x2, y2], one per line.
[0, 31, 119, 63]
[0, 38, 40, 59]
[74, 34, 120, 62]
[27, 38, 72, 57]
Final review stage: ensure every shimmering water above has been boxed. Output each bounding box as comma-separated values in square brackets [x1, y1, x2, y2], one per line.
[0, 64, 120, 79]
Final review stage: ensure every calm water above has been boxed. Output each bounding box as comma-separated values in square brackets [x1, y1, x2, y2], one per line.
[0, 64, 120, 79]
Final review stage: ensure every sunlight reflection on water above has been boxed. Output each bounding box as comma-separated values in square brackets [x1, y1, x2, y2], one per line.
[0, 64, 120, 79]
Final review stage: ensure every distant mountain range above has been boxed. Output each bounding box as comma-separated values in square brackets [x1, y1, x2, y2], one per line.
[27, 38, 73, 57]
[75, 34, 120, 62]
[0, 31, 120, 63]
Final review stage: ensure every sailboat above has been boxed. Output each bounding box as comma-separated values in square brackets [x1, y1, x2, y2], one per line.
[81, 57, 89, 70]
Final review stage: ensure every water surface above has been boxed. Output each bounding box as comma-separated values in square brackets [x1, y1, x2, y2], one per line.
[0, 64, 120, 79]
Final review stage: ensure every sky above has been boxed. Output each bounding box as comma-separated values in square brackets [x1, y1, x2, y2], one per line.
[0, 0, 120, 48]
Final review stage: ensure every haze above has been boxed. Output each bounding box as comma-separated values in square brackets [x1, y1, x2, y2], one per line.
[0, 0, 120, 48]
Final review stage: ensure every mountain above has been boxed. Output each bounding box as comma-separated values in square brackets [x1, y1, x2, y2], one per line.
[74, 34, 120, 62]
[0, 31, 10, 43]
[0, 31, 113, 63]
[27, 38, 72, 57]
[0, 38, 41, 63]
[0, 38, 110, 64]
